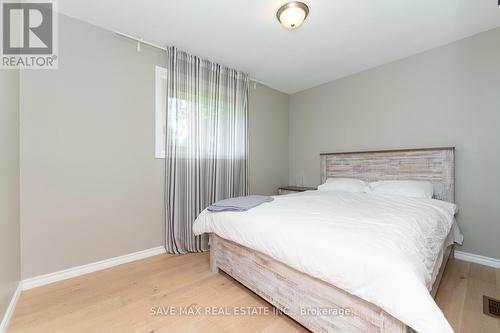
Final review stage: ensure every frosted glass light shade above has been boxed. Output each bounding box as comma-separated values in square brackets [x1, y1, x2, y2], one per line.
[277, 2, 309, 29]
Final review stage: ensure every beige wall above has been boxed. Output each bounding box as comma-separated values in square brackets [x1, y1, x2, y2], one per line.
[0, 69, 20, 318]
[289, 27, 500, 259]
[20, 14, 166, 279]
[249, 82, 289, 195]
[20, 14, 289, 278]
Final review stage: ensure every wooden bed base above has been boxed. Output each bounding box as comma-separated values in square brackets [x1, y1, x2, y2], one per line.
[209, 234, 453, 333]
[208, 148, 455, 332]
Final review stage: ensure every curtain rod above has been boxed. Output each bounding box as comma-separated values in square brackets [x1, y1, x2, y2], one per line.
[115, 31, 267, 87]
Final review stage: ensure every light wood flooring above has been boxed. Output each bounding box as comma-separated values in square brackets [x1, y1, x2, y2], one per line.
[8, 253, 500, 333]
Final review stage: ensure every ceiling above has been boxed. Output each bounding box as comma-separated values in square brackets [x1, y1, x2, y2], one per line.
[58, 0, 500, 94]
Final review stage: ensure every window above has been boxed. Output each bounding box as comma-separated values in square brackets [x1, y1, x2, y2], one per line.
[155, 65, 247, 160]
[155, 66, 192, 158]
[155, 66, 167, 158]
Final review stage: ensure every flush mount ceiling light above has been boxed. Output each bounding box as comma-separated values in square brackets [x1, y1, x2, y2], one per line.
[276, 2, 309, 29]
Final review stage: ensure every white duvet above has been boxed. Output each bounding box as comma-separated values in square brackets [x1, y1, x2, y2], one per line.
[193, 191, 461, 333]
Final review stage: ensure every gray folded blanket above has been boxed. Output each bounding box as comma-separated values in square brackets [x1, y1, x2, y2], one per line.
[208, 195, 274, 212]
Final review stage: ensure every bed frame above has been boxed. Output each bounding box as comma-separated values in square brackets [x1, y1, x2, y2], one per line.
[209, 147, 455, 333]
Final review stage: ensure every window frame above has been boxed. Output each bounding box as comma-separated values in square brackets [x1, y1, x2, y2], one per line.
[155, 66, 167, 159]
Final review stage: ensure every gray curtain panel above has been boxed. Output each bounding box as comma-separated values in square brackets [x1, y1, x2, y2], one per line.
[164, 47, 249, 254]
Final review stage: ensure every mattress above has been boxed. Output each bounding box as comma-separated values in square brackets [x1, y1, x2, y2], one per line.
[193, 190, 462, 333]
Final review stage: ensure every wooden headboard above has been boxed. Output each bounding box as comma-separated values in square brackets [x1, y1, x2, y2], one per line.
[320, 147, 455, 202]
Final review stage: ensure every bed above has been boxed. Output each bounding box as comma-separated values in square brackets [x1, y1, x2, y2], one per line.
[193, 147, 461, 333]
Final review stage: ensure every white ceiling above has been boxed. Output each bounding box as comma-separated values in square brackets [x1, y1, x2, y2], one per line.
[58, 0, 500, 94]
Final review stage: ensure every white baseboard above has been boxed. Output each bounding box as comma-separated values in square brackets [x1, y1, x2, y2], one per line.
[22, 246, 166, 290]
[454, 250, 500, 269]
[0, 282, 22, 333]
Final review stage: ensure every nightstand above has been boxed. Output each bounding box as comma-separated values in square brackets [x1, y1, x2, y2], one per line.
[278, 186, 317, 195]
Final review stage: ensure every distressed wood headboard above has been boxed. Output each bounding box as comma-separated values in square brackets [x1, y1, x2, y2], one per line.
[320, 147, 455, 202]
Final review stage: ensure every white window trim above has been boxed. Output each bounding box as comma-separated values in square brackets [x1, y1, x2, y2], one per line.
[155, 66, 167, 159]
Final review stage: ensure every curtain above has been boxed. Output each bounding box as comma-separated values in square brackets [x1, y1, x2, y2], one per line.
[164, 47, 249, 254]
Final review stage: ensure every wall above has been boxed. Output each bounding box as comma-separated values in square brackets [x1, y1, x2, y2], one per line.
[289, 27, 500, 259]
[0, 69, 20, 319]
[20, 14, 289, 278]
[249, 82, 289, 195]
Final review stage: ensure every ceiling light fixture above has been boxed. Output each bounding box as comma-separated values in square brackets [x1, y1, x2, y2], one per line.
[276, 2, 309, 30]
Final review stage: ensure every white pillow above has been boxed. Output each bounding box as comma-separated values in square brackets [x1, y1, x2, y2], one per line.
[317, 178, 369, 193]
[369, 180, 434, 199]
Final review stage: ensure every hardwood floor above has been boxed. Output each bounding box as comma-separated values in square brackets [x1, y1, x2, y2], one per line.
[435, 257, 500, 332]
[8, 253, 500, 333]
